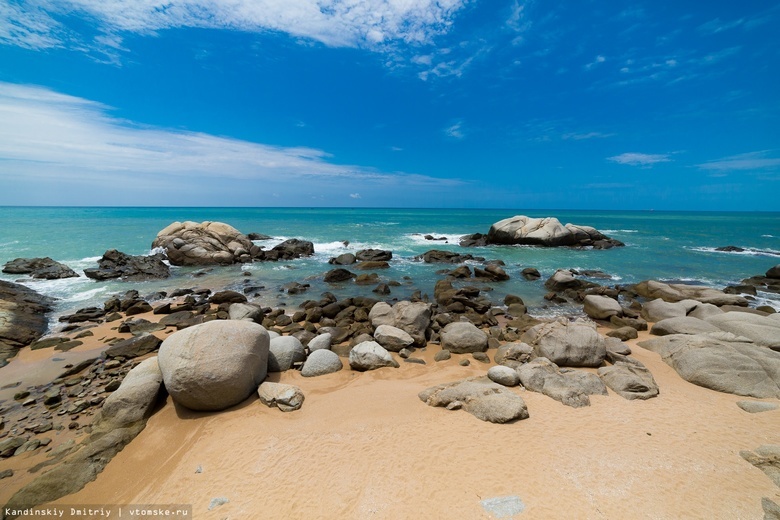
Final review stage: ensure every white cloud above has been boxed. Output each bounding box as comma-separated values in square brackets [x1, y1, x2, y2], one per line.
[349, 193, 361, 199]
[0, 82, 462, 201]
[697, 151, 780, 172]
[0, 0, 468, 52]
[562, 131, 614, 141]
[607, 152, 671, 166]
[584, 54, 606, 70]
[444, 121, 464, 139]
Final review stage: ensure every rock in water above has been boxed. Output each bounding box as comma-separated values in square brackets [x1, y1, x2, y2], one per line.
[419, 378, 529, 423]
[158, 320, 270, 411]
[152, 221, 257, 265]
[2, 257, 78, 279]
[83, 249, 169, 280]
[486, 215, 623, 248]
[257, 382, 304, 412]
[0, 280, 54, 366]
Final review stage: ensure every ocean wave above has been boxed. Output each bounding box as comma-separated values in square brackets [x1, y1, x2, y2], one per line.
[688, 246, 780, 258]
[762, 234, 776, 238]
[404, 232, 470, 245]
[601, 229, 638, 234]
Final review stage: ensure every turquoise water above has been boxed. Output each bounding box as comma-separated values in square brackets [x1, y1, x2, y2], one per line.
[1, 207, 779, 319]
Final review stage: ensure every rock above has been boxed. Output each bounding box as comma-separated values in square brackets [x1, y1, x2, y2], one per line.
[83, 249, 169, 281]
[480, 496, 526, 518]
[393, 301, 431, 348]
[737, 401, 779, 413]
[472, 352, 490, 363]
[583, 295, 623, 320]
[486, 215, 623, 248]
[0, 437, 26, 457]
[373, 324, 415, 352]
[607, 326, 638, 341]
[494, 342, 534, 368]
[764, 498, 780, 520]
[354, 273, 379, 285]
[260, 238, 315, 261]
[0, 469, 13, 479]
[638, 334, 780, 398]
[641, 298, 699, 322]
[5, 357, 164, 510]
[487, 365, 520, 387]
[517, 358, 608, 408]
[419, 378, 529, 423]
[416, 250, 483, 264]
[544, 269, 580, 292]
[598, 361, 659, 400]
[650, 316, 721, 336]
[521, 319, 606, 367]
[152, 221, 257, 265]
[633, 280, 748, 307]
[257, 382, 304, 412]
[767, 265, 780, 279]
[158, 320, 269, 411]
[2, 257, 78, 279]
[324, 268, 355, 283]
[687, 303, 724, 320]
[521, 267, 541, 280]
[247, 232, 272, 240]
[356, 249, 392, 262]
[610, 315, 648, 331]
[125, 301, 153, 315]
[307, 333, 332, 352]
[301, 349, 343, 377]
[329, 253, 356, 265]
[440, 321, 488, 353]
[104, 334, 162, 359]
[210, 290, 247, 304]
[349, 341, 399, 371]
[434, 349, 451, 362]
[740, 445, 780, 487]
[704, 312, 780, 349]
[268, 336, 306, 372]
[0, 280, 54, 366]
[474, 264, 510, 281]
[458, 233, 489, 247]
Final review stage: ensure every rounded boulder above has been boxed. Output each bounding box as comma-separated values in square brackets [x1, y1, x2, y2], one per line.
[158, 320, 269, 411]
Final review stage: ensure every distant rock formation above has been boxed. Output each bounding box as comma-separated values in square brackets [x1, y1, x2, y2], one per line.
[461, 215, 624, 249]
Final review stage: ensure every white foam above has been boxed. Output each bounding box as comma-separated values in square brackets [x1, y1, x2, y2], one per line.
[602, 229, 638, 234]
[404, 232, 470, 245]
[762, 235, 775, 238]
[689, 246, 780, 258]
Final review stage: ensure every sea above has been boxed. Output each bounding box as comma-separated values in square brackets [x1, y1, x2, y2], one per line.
[1, 207, 779, 325]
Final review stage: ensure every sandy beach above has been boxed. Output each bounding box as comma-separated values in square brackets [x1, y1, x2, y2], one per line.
[2, 322, 778, 519]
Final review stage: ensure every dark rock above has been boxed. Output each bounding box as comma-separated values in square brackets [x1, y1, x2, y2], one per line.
[58, 306, 106, 323]
[355, 273, 379, 285]
[125, 301, 153, 316]
[104, 334, 162, 359]
[209, 291, 247, 304]
[521, 268, 541, 280]
[324, 269, 355, 283]
[767, 265, 780, 279]
[329, 253, 356, 265]
[417, 250, 484, 263]
[84, 249, 169, 281]
[0, 281, 54, 365]
[247, 233, 272, 240]
[474, 264, 510, 281]
[373, 284, 391, 295]
[2, 257, 78, 279]
[258, 239, 315, 261]
[354, 261, 390, 270]
[356, 249, 392, 262]
[434, 349, 451, 362]
[458, 233, 489, 247]
[715, 246, 745, 252]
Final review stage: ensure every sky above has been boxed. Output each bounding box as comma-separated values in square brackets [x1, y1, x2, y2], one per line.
[0, 0, 778, 210]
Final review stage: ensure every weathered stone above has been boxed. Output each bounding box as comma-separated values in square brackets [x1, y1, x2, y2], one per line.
[517, 357, 607, 408]
[650, 316, 720, 336]
[268, 336, 306, 372]
[104, 334, 162, 359]
[210, 290, 247, 304]
[521, 319, 606, 367]
[324, 268, 355, 283]
[419, 378, 529, 423]
[158, 320, 269, 411]
[598, 361, 659, 400]
[487, 365, 520, 387]
[641, 298, 699, 322]
[634, 280, 748, 306]
[740, 445, 780, 488]
[301, 349, 343, 377]
[705, 312, 780, 349]
[349, 341, 399, 371]
[393, 301, 431, 348]
[228, 303, 264, 323]
[0, 280, 54, 366]
[307, 333, 332, 352]
[257, 382, 304, 412]
[152, 221, 256, 265]
[494, 342, 534, 368]
[373, 324, 415, 352]
[486, 215, 622, 248]
[737, 401, 779, 413]
[606, 326, 638, 341]
[583, 295, 623, 320]
[434, 349, 451, 362]
[2, 257, 78, 279]
[83, 249, 169, 281]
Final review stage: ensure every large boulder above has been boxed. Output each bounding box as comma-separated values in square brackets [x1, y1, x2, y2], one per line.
[598, 361, 659, 400]
[259, 238, 315, 261]
[356, 249, 392, 262]
[158, 320, 270, 411]
[440, 321, 488, 354]
[349, 341, 399, 371]
[2, 257, 78, 279]
[705, 312, 780, 349]
[638, 333, 780, 398]
[301, 349, 343, 377]
[268, 336, 306, 372]
[373, 324, 414, 352]
[633, 280, 748, 307]
[641, 298, 699, 322]
[521, 319, 606, 367]
[486, 215, 623, 248]
[84, 249, 169, 281]
[368, 302, 395, 328]
[152, 221, 257, 266]
[494, 342, 534, 368]
[393, 301, 431, 347]
[517, 357, 608, 408]
[419, 378, 529, 423]
[583, 295, 623, 320]
[0, 281, 54, 367]
[650, 317, 721, 336]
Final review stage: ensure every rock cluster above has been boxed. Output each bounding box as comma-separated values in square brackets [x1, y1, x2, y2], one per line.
[2, 257, 78, 280]
[84, 249, 170, 281]
[463, 215, 624, 249]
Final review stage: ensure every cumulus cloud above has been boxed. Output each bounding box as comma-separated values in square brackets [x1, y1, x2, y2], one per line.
[607, 152, 671, 166]
[0, 0, 468, 52]
[0, 82, 462, 201]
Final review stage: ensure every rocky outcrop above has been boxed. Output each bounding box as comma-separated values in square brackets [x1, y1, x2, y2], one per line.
[639, 333, 780, 398]
[521, 319, 606, 367]
[152, 221, 259, 265]
[356, 249, 392, 262]
[650, 317, 721, 336]
[5, 357, 164, 512]
[349, 341, 399, 371]
[704, 312, 780, 349]
[740, 445, 780, 488]
[158, 320, 270, 411]
[419, 378, 529, 423]
[257, 382, 304, 412]
[633, 280, 748, 307]
[517, 357, 608, 408]
[0, 281, 54, 367]
[2, 257, 78, 279]
[484, 216, 624, 248]
[83, 249, 169, 281]
[259, 239, 315, 261]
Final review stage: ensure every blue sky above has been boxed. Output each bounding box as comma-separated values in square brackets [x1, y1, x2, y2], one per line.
[0, 1, 778, 210]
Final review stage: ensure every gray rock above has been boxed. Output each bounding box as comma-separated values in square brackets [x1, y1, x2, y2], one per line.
[434, 349, 451, 362]
[152, 221, 257, 265]
[440, 321, 488, 354]
[307, 333, 332, 352]
[737, 401, 779, 413]
[158, 320, 269, 411]
[605, 337, 631, 355]
[349, 341, 399, 371]
[521, 319, 606, 367]
[0, 280, 54, 366]
[634, 280, 749, 306]
[0, 437, 26, 457]
[641, 298, 700, 322]
[583, 295, 623, 320]
[687, 303, 724, 319]
[208, 497, 230, 510]
[229, 303, 264, 323]
[2, 257, 78, 279]
[419, 378, 529, 423]
[544, 269, 580, 292]
[650, 316, 721, 336]
[83, 249, 169, 281]
[764, 498, 780, 520]
[705, 312, 780, 349]
[393, 301, 431, 347]
[268, 336, 306, 372]
[517, 357, 607, 408]
[487, 365, 520, 387]
[301, 349, 343, 377]
[606, 326, 638, 341]
[494, 342, 534, 368]
[373, 324, 415, 352]
[598, 362, 659, 400]
[257, 382, 304, 412]
[368, 302, 395, 328]
[487, 215, 622, 248]
[481, 496, 526, 518]
[740, 445, 780, 487]
[638, 334, 780, 398]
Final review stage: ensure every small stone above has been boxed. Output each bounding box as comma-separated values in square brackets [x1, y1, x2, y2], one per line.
[14, 391, 30, 401]
[737, 401, 779, 414]
[195, 465, 203, 474]
[398, 348, 412, 359]
[208, 497, 229, 511]
[0, 469, 13, 479]
[403, 358, 426, 365]
[472, 352, 490, 363]
[481, 495, 526, 518]
[434, 350, 451, 362]
[459, 359, 470, 366]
